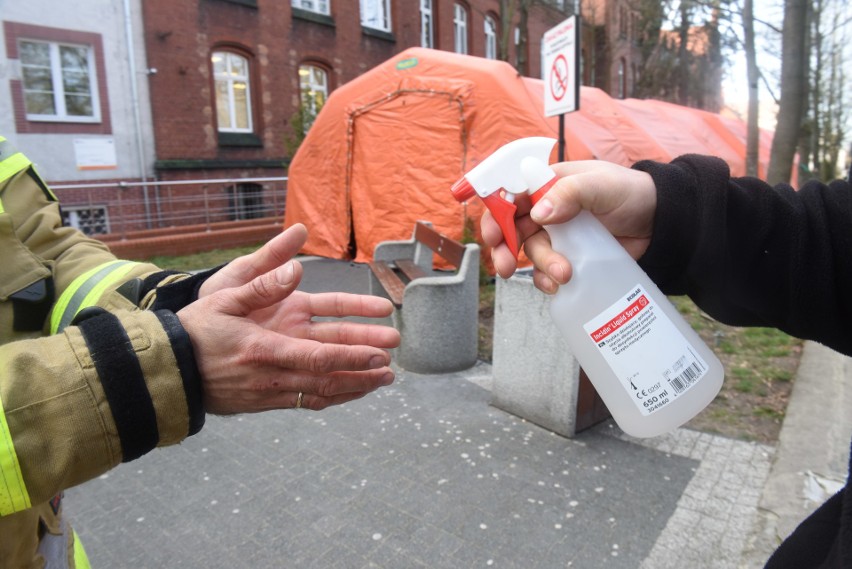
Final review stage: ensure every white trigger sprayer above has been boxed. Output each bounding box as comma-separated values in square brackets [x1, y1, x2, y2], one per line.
[452, 137, 723, 438]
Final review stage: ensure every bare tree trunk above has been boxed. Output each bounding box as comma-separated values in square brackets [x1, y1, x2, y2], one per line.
[498, 0, 517, 62]
[810, 0, 822, 180]
[677, 0, 693, 106]
[516, 0, 531, 75]
[743, 0, 760, 176]
[767, 0, 809, 185]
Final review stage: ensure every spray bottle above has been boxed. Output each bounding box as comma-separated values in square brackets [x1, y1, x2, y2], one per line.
[451, 137, 723, 438]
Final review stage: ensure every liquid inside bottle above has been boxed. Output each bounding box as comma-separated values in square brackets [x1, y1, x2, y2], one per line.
[545, 210, 724, 438]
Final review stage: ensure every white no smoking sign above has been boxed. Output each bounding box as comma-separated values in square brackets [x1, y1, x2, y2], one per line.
[543, 16, 579, 117]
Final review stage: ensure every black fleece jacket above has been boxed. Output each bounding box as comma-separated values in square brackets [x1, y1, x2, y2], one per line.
[634, 155, 852, 569]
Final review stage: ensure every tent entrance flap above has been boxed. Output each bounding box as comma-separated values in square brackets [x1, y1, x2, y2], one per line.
[348, 88, 469, 264]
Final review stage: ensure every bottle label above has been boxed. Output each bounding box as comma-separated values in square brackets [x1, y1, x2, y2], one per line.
[583, 284, 709, 416]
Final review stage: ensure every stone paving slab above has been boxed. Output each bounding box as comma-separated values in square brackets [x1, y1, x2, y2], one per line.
[65, 365, 700, 569]
[63, 257, 784, 568]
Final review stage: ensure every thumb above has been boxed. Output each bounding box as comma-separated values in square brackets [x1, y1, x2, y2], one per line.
[218, 260, 302, 316]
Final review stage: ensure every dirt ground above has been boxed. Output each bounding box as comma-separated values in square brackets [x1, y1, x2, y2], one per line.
[478, 292, 802, 445]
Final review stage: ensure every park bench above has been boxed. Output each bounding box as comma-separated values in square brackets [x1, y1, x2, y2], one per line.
[369, 221, 480, 374]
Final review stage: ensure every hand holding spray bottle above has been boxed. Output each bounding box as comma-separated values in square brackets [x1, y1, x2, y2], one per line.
[451, 137, 723, 438]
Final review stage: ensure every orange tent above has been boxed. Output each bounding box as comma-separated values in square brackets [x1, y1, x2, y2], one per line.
[285, 47, 770, 262]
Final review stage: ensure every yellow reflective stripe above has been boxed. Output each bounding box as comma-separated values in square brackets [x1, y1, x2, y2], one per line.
[73, 531, 92, 569]
[50, 261, 137, 334]
[0, 393, 31, 516]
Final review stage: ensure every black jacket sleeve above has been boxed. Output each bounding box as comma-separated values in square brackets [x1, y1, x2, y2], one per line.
[634, 154, 852, 358]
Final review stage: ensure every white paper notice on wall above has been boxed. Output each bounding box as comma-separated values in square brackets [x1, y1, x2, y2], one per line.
[74, 137, 117, 170]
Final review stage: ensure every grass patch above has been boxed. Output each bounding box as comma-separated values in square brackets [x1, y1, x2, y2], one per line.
[140, 244, 263, 271]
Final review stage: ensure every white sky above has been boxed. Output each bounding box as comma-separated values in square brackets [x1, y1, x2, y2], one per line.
[721, 0, 852, 138]
[720, 0, 785, 129]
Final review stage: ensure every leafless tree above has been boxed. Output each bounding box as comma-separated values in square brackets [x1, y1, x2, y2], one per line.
[743, 0, 760, 175]
[767, 0, 809, 185]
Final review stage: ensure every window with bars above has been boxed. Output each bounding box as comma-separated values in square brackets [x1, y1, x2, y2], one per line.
[227, 183, 265, 220]
[61, 205, 109, 235]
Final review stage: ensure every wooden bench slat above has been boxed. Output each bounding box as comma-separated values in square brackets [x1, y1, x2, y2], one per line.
[413, 221, 466, 268]
[368, 261, 405, 306]
[395, 258, 427, 281]
[370, 222, 469, 308]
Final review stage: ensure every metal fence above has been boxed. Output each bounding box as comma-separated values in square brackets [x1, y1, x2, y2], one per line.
[49, 176, 288, 237]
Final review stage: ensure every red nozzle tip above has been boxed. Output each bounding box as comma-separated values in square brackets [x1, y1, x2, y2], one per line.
[451, 177, 476, 202]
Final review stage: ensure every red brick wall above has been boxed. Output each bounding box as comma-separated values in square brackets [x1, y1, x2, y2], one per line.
[141, 0, 565, 172]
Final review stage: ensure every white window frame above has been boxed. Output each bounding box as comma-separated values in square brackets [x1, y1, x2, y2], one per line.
[299, 64, 328, 132]
[484, 15, 497, 59]
[361, 0, 392, 32]
[212, 51, 253, 133]
[291, 0, 330, 15]
[19, 39, 101, 123]
[420, 0, 434, 48]
[454, 4, 468, 54]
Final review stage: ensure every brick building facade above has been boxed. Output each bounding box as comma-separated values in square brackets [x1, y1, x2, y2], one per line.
[142, 0, 572, 186]
[2, 0, 721, 243]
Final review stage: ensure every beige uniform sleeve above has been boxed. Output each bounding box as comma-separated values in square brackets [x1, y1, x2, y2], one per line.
[0, 163, 204, 518]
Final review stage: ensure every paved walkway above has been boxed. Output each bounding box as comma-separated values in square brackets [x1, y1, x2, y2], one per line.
[63, 258, 851, 568]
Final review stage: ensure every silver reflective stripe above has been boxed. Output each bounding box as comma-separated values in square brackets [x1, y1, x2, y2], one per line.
[52, 260, 135, 334]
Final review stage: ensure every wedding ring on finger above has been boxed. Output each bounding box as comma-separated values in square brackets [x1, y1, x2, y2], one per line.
[295, 392, 304, 409]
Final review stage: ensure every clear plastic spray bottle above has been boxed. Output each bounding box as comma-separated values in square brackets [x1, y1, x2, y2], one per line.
[451, 137, 723, 438]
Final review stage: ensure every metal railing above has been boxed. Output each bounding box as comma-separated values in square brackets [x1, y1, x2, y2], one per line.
[50, 176, 288, 238]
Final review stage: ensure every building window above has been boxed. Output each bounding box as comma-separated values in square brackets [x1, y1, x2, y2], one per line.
[420, 0, 434, 48]
[227, 183, 265, 220]
[61, 205, 109, 235]
[453, 4, 468, 54]
[292, 0, 329, 14]
[361, 0, 391, 32]
[631, 63, 638, 96]
[212, 51, 253, 133]
[484, 15, 497, 59]
[19, 39, 100, 123]
[298, 64, 328, 132]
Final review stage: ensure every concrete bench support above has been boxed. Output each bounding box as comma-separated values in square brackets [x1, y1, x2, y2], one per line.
[492, 274, 610, 437]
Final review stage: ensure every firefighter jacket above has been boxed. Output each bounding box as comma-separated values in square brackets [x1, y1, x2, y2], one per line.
[0, 137, 208, 568]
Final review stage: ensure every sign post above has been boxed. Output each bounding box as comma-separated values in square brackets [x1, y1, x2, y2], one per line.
[542, 16, 580, 161]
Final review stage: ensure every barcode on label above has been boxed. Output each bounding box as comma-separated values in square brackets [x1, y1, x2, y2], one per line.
[668, 362, 702, 394]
